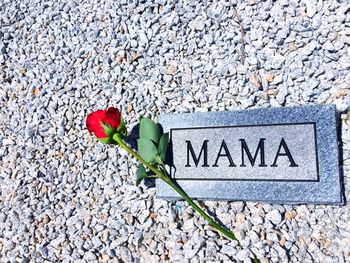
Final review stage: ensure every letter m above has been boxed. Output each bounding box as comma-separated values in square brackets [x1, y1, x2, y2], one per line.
[185, 140, 209, 167]
[240, 138, 267, 167]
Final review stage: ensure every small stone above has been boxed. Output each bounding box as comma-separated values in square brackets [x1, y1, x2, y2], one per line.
[221, 244, 237, 257]
[266, 210, 282, 225]
[323, 42, 335, 52]
[167, 65, 177, 75]
[101, 229, 109, 242]
[249, 73, 261, 88]
[332, 89, 348, 99]
[127, 104, 133, 112]
[32, 87, 41, 96]
[309, 79, 320, 90]
[264, 73, 274, 83]
[2, 139, 14, 146]
[236, 250, 248, 261]
[260, 91, 269, 100]
[303, 0, 317, 17]
[150, 213, 157, 219]
[271, 74, 283, 85]
[289, 42, 298, 51]
[43, 215, 50, 224]
[235, 213, 246, 227]
[280, 237, 286, 247]
[285, 210, 297, 219]
[271, 55, 285, 70]
[41, 185, 48, 193]
[115, 55, 125, 64]
[234, 229, 246, 240]
[301, 41, 318, 56]
[267, 89, 279, 96]
[99, 253, 111, 262]
[131, 52, 142, 64]
[189, 18, 205, 31]
[139, 32, 148, 43]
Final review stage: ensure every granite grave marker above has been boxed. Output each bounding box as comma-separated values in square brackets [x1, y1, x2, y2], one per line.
[157, 105, 343, 204]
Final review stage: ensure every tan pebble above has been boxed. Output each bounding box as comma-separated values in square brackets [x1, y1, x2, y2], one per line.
[17, 83, 25, 91]
[333, 89, 348, 99]
[127, 104, 133, 112]
[249, 73, 261, 88]
[167, 65, 177, 75]
[56, 152, 64, 159]
[20, 68, 27, 75]
[264, 73, 274, 83]
[84, 215, 92, 226]
[150, 213, 157, 219]
[319, 237, 331, 248]
[43, 215, 50, 224]
[131, 52, 142, 63]
[235, 212, 245, 226]
[115, 55, 125, 64]
[82, 232, 90, 240]
[160, 254, 169, 261]
[289, 42, 298, 51]
[71, 166, 78, 173]
[280, 237, 286, 246]
[48, 35, 55, 43]
[125, 213, 134, 224]
[260, 92, 269, 100]
[76, 149, 82, 159]
[260, 230, 266, 240]
[41, 185, 48, 193]
[102, 15, 109, 22]
[285, 210, 297, 219]
[101, 229, 109, 243]
[100, 253, 110, 262]
[32, 87, 41, 96]
[267, 88, 279, 96]
[100, 212, 108, 221]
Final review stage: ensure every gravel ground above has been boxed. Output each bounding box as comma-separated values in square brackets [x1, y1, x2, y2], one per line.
[1, 0, 350, 262]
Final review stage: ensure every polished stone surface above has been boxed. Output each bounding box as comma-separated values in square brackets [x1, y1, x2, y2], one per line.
[157, 105, 344, 204]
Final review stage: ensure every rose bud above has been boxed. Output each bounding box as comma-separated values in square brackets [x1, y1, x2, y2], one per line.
[86, 107, 126, 144]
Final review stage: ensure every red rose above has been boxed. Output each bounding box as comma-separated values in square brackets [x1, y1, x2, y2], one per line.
[86, 107, 125, 143]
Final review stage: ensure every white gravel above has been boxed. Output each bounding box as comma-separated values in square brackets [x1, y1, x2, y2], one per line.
[1, 0, 350, 262]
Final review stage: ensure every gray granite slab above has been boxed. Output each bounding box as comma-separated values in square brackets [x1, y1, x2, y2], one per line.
[157, 105, 344, 204]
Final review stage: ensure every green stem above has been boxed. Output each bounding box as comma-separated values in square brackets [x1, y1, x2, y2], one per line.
[114, 134, 164, 179]
[113, 134, 262, 262]
[162, 175, 242, 248]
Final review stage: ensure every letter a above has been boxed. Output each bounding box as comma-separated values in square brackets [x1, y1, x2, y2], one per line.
[213, 140, 236, 167]
[271, 138, 298, 167]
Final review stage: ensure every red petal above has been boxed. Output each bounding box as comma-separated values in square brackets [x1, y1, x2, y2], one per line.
[86, 110, 108, 138]
[104, 107, 121, 129]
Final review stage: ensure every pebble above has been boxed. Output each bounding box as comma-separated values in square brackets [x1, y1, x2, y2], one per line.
[266, 210, 283, 225]
[237, 250, 249, 261]
[303, 0, 317, 17]
[271, 55, 286, 70]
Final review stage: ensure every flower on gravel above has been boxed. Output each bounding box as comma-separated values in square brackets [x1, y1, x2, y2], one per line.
[86, 107, 126, 143]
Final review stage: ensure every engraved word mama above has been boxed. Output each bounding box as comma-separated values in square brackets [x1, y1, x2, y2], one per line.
[185, 138, 298, 168]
